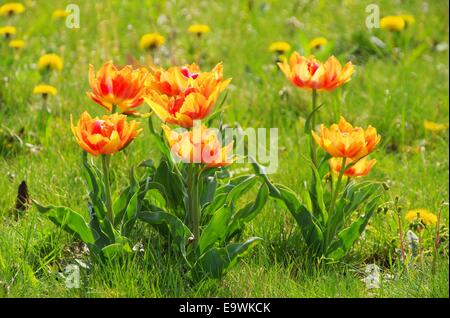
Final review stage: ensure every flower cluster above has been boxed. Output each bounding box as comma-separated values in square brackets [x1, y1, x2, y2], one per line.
[313, 117, 381, 177]
[144, 63, 231, 128]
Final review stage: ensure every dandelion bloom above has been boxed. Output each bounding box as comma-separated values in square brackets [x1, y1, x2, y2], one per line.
[9, 39, 25, 49]
[400, 14, 415, 26]
[405, 209, 437, 226]
[0, 2, 25, 16]
[312, 116, 381, 160]
[188, 24, 210, 36]
[37, 54, 63, 72]
[52, 9, 69, 19]
[0, 26, 16, 38]
[139, 32, 165, 50]
[71, 112, 142, 156]
[424, 120, 449, 132]
[145, 63, 231, 128]
[308, 37, 328, 50]
[162, 124, 233, 168]
[380, 16, 405, 32]
[33, 84, 57, 97]
[329, 157, 377, 177]
[269, 41, 291, 54]
[88, 61, 148, 114]
[278, 53, 354, 91]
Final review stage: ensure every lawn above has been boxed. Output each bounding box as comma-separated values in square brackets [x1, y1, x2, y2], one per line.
[0, 0, 448, 298]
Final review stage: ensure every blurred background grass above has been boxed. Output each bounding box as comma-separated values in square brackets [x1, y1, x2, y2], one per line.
[0, 0, 448, 297]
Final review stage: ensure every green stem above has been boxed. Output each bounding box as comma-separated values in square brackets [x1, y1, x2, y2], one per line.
[310, 89, 318, 167]
[102, 154, 113, 223]
[329, 157, 346, 215]
[432, 205, 442, 274]
[187, 165, 201, 251]
[397, 212, 406, 263]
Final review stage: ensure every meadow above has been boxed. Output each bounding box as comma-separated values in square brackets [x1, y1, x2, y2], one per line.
[0, 0, 449, 298]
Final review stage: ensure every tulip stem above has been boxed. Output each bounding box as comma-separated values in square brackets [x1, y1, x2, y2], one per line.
[310, 89, 318, 166]
[102, 154, 114, 223]
[187, 164, 201, 252]
[329, 157, 346, 215]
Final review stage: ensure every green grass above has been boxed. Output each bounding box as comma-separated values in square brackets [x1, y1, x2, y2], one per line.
[0, 0, 448, 298]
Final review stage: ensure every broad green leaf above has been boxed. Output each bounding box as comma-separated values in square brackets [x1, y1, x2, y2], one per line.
[200, 175, 217, 209]
[199, 205, 232, 253]
[192, 237, 262, 280]
[81, 152, 106, 220]
[325, 195, 380, 260]
[154, 158, 185, 211]
[305, 158, 327, 223]
[203, 175, 257, 217]
[294, 204, 324, 253]
[88, 203, 110, 249]
[138, 209, 193, 260]
[122, 192, 139, 236]
[226, 183, 269, 240]
[34, 201, 95, 244]
[101, 242, 132, 259]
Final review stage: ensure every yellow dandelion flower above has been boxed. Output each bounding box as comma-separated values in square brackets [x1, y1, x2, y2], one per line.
[308, 37, 328, 50]
[0, 2, 25, 16]
[33, 84, 57, 97]
[400, 14, 415, 26]
[269, 41, 291, 54]
[139, 33, 165, 50]
[37, 54, 63, 72]
[424, 120, 449, 132]
[52, 9, 69, 19]
[0, 26, 17, 38]
[188, 24, 210, 36]
[380, 16, 405, 32]
[405, 209, 437, 226]
[9, 39, 25, 49]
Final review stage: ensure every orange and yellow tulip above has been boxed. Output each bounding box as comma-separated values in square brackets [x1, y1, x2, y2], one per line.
[278, 52, 354, 91]
[329, 157, 377, 177]
[88, 61, 148, 114]
[71, 111, 142, 156]
[145, 63, 231, 127]
[312, 116, 381, 160]
[162, 124, 233, 168]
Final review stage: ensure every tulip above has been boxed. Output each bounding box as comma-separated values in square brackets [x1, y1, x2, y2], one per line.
[145, 63, 231, 127]
[88, 61, 148, 114]
[278, 52, 354, 91]
[329, 157, 377, 177]
[71, 111, 141, 156]
[312, 116, 381, 160]
[162, 124, 233, 168]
